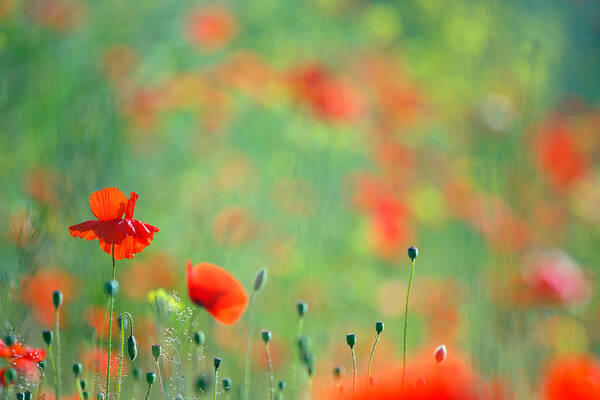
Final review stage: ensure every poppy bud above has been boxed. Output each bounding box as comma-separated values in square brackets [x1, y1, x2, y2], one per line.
[333, 366, 343, 379]
[38, 361, 46, 370]
[118, 316, 127, 330]
[195, 373, 210, 392]
[83, 392, 89, 400]
[5, 367, 16, 383]
[296, 301, 308, 318]
[408, 246, 418, 260]
[5, 334, 15, 346]
[253, 268, 267, 291]
[133, 367, 141, 380]
[222, 378, 232, 392]
[434, 344, 447, 363]
[42, 330, 53, 346]
[297, 335, 310, 351]
[52, 290, 63, 309]
[97, 394, 105, 400]
[151, 344, 161, 360]
[72, 362, 83, 377]
[17, 392, 25, 400]
[307, 365, 314, 377]
[80, 380, 87, 391]
[104, 280, 119, 297]
[146, 372, 156, 386]
[278, 381, 286, 391]
[261, 330, 271, 344]
[127, 336, 138, 361]
[192, 331, 205, 346]
[346, 333, 356, 348]
[301, 350, 313, 368]
[213, 357, 221, 370]
[24, 392, 31, 400]
[375, 321, 384, 334]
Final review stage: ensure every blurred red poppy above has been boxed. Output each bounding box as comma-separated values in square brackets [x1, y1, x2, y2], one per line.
[20, 267, 76, 327]
[120, 253, 176, 299]
[82, 348, 123, 378]
[187, 261, 248, 325]
[0, 339, 45, 386]
[69, 187, 159, 260]
[542, 355, 600, 400]
[186, 5, 237, 51]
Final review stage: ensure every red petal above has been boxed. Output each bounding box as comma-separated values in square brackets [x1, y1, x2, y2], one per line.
[69, 220, 101, 241]
[89, 188, 127, 221]
[187, 261, 248, 325]
[124, 192, 139, 219]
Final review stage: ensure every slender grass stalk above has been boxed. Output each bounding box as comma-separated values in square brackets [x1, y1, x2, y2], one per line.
[402, 248, 418, 393]
[116, 317, 125, 400]
[75, 378, 84, 400]
[54, 308, 61, 400]
[367, 321, 384, 389]
[213, 368, 218, 400]
[106, 244, 117, 399]
[243, 291, 256, 400]
[36, 365, 45, 400]
[291, 316, 304, 396]
[144, 386, 152, 400]
[265, 344, 274, 400]
[47, 345, 59, 400]
[155, 361, 165, 400]
[351, 347, 356, 400]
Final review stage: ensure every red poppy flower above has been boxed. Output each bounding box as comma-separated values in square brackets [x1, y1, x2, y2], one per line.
[82, 348, 123, 378]
[187, 261, 248, 325]
[186, 5, 237, 51]
[542, 355, 600, 400]
[69, 188, 159, 260]
[0, 339, 45, 385]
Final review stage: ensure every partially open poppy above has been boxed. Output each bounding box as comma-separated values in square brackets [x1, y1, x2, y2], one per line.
[187, 261, 248, 325]
[69, 188, 159, 260]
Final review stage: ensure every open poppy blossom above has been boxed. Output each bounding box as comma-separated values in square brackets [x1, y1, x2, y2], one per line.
[187, 261, 248, 325]
[69, 187, 159, 260]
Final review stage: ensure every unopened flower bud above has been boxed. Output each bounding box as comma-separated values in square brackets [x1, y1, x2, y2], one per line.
[24, 392, 31, 400]
[253, 268, 267, 291]
[151, 344, 161, 360]
[146, 372, 156, 386]
[408, 246, 418, 260]
[127, 336, 138, 361]
[222, 378, 232, 392]
[434, 344, 447, 363]
[38, 361, 46, 371]
[133, 367, 141, 380]
[296, 301, 308, 317]
[52, 290, 63, 309]
[213, 357, 221, 370]
[192, 331, 205, 346]
[80, 380, 87, 391]
[346, 333, 356, 348]
[82, 392, 89, 400]
[17, 392, 25, 400]
[195, 374, 210, 392]
[5, 367, 16, 383]
[333, 366, 343, 379]
[42, 330, 53, 346]
[104, 280, 119, 297]
[72, 362, 82, 377]
[278, 381, 286, 391]
[261, 330, 271, 344]
[375, 321, 384, 334]
[5, 334, 15, 346]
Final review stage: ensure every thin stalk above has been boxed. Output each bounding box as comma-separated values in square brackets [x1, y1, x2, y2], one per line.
[265, 344, 274, 400]
[106, 244, 116, 398]
[54, 308, 62, 400]
[213, 367, 218, 400]
[36, 369, 45, 400]
[291, 317, 304, 396]
[350, 347, 356, 400]
[243, 292, 257, 400]
[48, 344, 59, 400]
[155, 361, 165, 400]
[401, 258, 416, 393]
[116, 318, 125, 400]
[144, 386, 152, 400]
[367, 333, 381, 388]
[75, 377, 84, 400]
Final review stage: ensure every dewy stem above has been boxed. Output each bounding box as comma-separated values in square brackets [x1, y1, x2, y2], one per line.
[351, 347, 357, 400]
[213, 366, 218, 400]
[401, 258, 416, 393]
[367, 333, 381, 389]
[243, 291, 257, 400]
[55, 308, 62, 400]
[265, 344, 274, 400]
[106, 244, 116, 399]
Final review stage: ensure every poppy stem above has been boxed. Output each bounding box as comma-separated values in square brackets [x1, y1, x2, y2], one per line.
[155, 360, 165, 400]
[350, 347, 356, 400]
[401, 258, 417, 394]
[54, 308, 62, 400]
[75, 377, 84, 400]
[243, 291, 256, 400]
[291, 317, 304, 397]
[144, 385, 152, 400]
[36, 367, 45, 400]
[47, 344, 59, 400]
[213, 365, 218, 400]
[106, 244, 117, 399]
[265, 343, 274, 400]
[367, 332, 381, 389]
[116, 315, 125, 400]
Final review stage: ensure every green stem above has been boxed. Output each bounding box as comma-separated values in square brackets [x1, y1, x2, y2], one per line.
[367, 333, 381, 389]
[36, 370, 44, 400]
[155, 361, 165, 400]
[243, 292, 256, 400]
[106, 244, 116, 399]
[55, 308, 61, 400]
[116, 317, 125, 400]
[75, 378, 84, 400]
[291, 317, 304, 397]
[144, 386, 152, 400]
[351, 347, 356, 400]
[401, 259, 416, 393]
[213, 367, 218, 400]
[47, 344, 59, 400]
[265, 344, 274, 400]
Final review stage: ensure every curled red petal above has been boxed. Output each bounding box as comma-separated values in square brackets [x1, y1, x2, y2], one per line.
[69, 220, 101, 241]
[89, 188, 127, 221]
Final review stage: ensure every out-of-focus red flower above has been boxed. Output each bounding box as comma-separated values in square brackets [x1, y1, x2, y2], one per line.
[119, 253, 176, 299]
[0, 339, 45, 386]
[69, 188, 159, 260]
[20, 267, 76, 327]
[369, 194, 413, 260]
[542, 355, 600, 400]
[287, 64, 363, 122]
[82, 348, 123, 378]
[25, 0, 84, 31]
[187, 261, 248, 325]
[537, 120, 588, 190]
[212, 206, 257, 247]
[216, 51, 279, 103]
[84, 306, 116, 338]
[515, 249, 591, 306]
[186, 6, 237, 51]
[25, 166, 62, 206]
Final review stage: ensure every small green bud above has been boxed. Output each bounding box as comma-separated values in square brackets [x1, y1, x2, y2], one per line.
[195, 374, 210, 392]
[346, 333, 356, 348]
[5, 334, 15, 346]
[151, 344, 161, 360]
[127, 336, 138, 361]
[4, 367, 16, 383]
[24, 392, 32, 400]
[104, 280, 119, 297]
[408, 246, 418, 260]
[296, 301, 308, 318]
[38, 361, 46, 371]
[261, 330, 271, 344]
[333, 366, 343, 379]
[133, 367, 141, 380]
[72, 362, 83, 377]
[375, 321, 384, 334]
[146, 372, 156, 386]
[82, 392, 89, 400]
[222, 378, 232, 392]
[52, 290, 63, 308]
[278, 381, 286, 391]
[213, 357, 221, 370]
[97, 394, 105, 400]
[17, 392, 25, 400]
[192, 331, 205, 346]
[80, 380, 87, 391]
[253, 268, 267, 291]
[42, 330, 53, 346]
